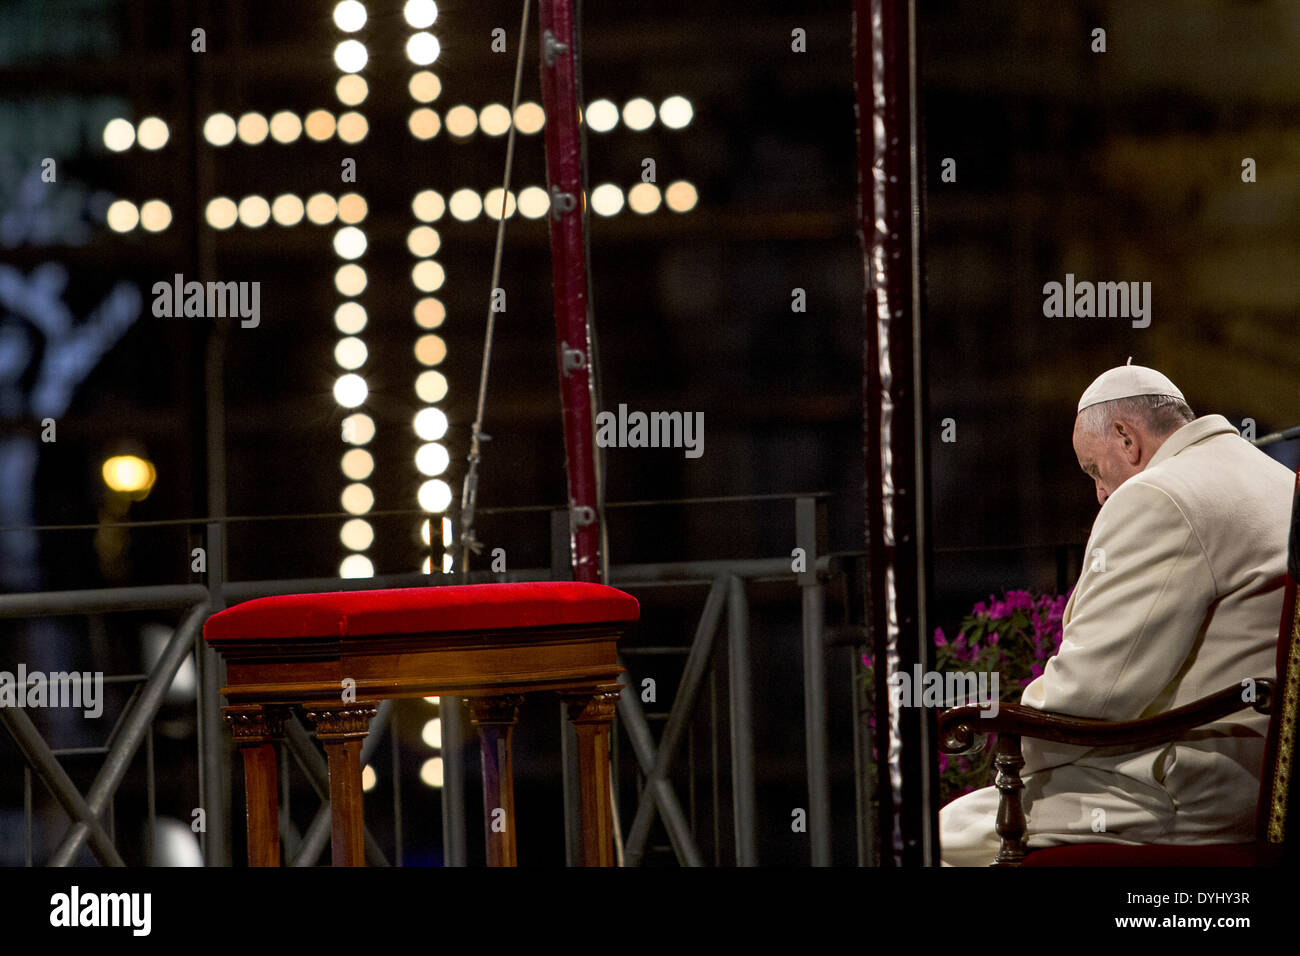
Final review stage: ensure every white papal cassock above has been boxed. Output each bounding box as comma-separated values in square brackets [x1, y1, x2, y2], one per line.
[940, 414, 1294, 865]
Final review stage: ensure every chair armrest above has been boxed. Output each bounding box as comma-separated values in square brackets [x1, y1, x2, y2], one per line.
[936, 678, 1274, 867]
[938, 679, 1275, 755]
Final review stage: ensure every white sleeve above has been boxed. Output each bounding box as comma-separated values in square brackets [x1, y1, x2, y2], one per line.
[1020, 478, 1217, 772]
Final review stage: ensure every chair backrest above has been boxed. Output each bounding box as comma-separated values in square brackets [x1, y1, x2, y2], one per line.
[1257, 466, 1300, 857]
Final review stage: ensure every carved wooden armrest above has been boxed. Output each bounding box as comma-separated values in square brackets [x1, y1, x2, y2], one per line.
[937, 679, 1275, 865]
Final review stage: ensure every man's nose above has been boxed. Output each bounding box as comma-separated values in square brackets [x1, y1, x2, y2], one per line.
[1096, 483, 1108, 506]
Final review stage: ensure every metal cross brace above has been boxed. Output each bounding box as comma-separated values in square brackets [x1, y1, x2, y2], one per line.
[0, 702, 125, 865]
[9, 602, 211, 866]
[620, 575, 731, 866]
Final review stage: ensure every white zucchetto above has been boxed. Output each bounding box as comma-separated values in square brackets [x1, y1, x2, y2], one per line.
[1077, 358, 1185, 413]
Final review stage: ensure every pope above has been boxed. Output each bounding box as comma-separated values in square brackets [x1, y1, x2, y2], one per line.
[939, 361, 1295, 865]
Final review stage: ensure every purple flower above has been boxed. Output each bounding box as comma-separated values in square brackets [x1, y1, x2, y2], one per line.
[938, 752, 949, 775]
[1006, 590, 1034, 610]
[862, 652, 874, 670]
[934, 589, 1068, 704]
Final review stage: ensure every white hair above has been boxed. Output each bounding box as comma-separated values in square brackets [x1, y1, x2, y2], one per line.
[1077, 393, 1194, 438]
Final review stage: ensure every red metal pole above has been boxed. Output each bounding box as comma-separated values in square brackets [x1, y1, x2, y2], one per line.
[538, 0, 602, 583]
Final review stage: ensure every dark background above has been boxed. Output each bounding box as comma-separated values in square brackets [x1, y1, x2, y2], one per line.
[0, 0, 1296, 866]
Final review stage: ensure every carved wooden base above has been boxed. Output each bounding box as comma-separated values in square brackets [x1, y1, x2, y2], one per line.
[303, 701, 379, 866]
[467, 695, 524, 866]
[223, 704, 292, 867]
[564, 688, 621, 866]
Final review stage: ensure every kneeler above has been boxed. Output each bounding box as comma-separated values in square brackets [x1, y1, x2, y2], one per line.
[203, 581, 639, 866]
[939, 467, 1300, 866]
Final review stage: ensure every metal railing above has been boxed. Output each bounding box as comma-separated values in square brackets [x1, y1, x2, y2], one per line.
[1, 493, 875, 867]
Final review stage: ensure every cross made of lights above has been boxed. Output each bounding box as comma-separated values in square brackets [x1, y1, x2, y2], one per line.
[99, 0, 700, 581]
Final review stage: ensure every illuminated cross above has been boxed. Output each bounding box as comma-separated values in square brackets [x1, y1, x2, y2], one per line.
[98, 0, 699, 578]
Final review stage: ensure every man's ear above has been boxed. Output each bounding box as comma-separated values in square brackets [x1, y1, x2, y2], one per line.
[1113, 419, 1143, 463]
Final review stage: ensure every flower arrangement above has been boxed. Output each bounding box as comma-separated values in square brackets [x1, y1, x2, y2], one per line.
[861, 589, 1067, 807]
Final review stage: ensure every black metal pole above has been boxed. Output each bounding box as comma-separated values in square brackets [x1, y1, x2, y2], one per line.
[726, 574, 757, 865]
[797, 497, 831, 865]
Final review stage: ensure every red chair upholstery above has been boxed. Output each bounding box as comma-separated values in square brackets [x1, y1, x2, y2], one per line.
[205, 581, 640, 867]
[1021, 842, 1277, 867]
[205, 581, 640, 640]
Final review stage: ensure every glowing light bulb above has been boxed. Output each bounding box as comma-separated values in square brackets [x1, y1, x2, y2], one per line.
[334, 373, 368, 408]
[333, 1, 367, 32]
[102, 455, 156, 493]
[137, 117, 169, 149]
[103, 118, 135, 151]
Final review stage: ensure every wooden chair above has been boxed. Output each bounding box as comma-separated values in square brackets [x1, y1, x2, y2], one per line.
[939, 469, 1299, 866]
[203, 580, 639, 866]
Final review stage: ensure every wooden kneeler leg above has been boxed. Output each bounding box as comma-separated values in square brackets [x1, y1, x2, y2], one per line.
[564, 688, 621, 867]
[303, 700, 379, 867]
[224, 704, 291, 867]
[467, 695, 524, 866]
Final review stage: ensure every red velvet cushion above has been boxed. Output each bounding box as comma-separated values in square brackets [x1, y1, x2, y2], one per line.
[204, 582, 639, 642]
[1021, 842, 1271, 867]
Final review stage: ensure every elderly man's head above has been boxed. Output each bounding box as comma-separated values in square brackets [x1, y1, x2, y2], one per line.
[1072, 394, 1194, 506]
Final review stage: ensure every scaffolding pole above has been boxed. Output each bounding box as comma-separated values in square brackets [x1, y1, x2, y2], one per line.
[855, 0, 936, 866]
[538, 0, 602, 584]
